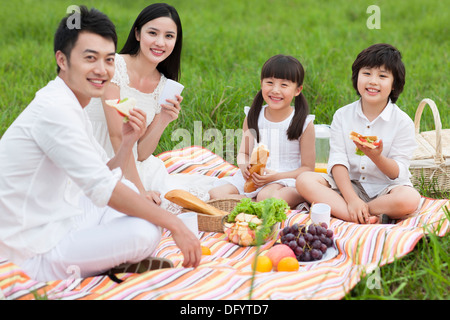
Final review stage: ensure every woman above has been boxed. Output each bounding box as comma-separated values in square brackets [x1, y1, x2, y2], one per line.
[86, 3, 216, 210]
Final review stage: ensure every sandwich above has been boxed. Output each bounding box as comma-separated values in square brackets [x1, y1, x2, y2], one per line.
[244, 144, 270, 193]
[164, 189, 227, 216]
[105, 97, 137, 123]
[349, 131, 379, 155]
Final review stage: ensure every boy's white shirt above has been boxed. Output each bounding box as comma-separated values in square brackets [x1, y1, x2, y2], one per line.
[0, 76, 121, 264]
[327, 99, 416, 198]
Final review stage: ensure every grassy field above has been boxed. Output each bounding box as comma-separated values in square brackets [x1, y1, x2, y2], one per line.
[0, 0, 448, 299]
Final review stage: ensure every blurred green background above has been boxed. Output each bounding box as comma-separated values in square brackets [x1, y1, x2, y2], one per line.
[0, 0, 448, 155]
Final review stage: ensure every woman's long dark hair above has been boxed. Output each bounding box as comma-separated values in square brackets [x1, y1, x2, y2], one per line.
[247, 55, 309, 142]
[119, 3, 182, 81]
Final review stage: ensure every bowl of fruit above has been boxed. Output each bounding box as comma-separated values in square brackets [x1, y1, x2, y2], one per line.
[279, 222, 337, 263]
[222, 197, 289, 247]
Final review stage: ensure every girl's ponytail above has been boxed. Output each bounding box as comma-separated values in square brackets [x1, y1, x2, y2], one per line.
[247, 90, 265, 142]
[287, 92, 309, 141]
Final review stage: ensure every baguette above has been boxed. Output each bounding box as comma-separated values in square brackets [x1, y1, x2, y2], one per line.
[244, 144, 270, 193]
[164, 189, 227, 216]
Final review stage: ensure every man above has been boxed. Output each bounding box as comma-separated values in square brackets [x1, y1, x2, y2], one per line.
[0, 6, 200, 282]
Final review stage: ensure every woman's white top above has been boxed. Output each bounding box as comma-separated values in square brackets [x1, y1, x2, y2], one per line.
[85, 54, 167, 159]
[85, 54, 217, 206]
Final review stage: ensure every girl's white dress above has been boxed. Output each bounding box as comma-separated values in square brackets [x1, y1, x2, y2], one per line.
[85, 54, 217, 212]
[215, 105, 315, 198]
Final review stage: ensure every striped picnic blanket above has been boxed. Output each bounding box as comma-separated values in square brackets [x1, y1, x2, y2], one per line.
[1, 146, 449, 300]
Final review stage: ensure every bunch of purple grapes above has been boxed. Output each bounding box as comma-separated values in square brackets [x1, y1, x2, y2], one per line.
[280, 223, 334, 262]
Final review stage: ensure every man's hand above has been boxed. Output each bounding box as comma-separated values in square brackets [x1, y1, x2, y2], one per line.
[170, 220, 201, 268]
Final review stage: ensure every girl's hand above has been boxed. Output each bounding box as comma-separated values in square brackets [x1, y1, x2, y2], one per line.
[242, 164, 251, 180]
[160, 94, 183, 124]
[145, 190, 161, 206]
[347, 198, 370, 224]
[251, 169, 277, 188]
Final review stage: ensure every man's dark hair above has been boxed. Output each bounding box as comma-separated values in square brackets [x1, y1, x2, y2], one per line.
[53, 5, 117, 73]
[352, 43, 405, 103]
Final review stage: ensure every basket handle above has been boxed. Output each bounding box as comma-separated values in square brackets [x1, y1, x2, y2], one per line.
[413, 98, 444, 164]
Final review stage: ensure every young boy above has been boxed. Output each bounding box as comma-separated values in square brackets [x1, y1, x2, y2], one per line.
[0, 6, 200, 282]
[296, 43, 421, 224]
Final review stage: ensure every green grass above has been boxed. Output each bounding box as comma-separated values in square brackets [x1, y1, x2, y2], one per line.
[347, 205, 450, 300]
[0, 0, 448, 300]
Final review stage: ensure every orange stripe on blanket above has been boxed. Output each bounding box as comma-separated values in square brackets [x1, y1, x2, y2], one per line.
[156, 146, 238, 178]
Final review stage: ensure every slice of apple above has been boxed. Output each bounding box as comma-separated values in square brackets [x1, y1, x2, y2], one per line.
[105, 97, 137, 122]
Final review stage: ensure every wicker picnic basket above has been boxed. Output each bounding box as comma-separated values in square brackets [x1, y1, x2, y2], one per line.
[410, 98, 450, 192]
[184, 198, 240, 233]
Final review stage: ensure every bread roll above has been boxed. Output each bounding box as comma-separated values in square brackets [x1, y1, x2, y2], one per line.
[244, 144, 270, 193]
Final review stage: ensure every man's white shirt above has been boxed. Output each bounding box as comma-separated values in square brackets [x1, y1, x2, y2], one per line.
[0, 77, 121, 264]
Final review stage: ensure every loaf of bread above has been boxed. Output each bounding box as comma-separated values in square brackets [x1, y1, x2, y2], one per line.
[164, 189, 227, 216]
[244, 144, 270, 193]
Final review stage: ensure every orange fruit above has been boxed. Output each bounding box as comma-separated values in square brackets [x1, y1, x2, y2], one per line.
[252, 255, 273, 273]
[201, 246, 211, 255]
[277, 257, 299, 272]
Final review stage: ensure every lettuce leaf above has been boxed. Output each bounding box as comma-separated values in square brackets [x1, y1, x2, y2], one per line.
[228, 197, 288, 227]
[228, 197, 289, 242]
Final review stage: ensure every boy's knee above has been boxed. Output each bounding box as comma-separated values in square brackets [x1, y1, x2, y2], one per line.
[400, 190, 421, 214]
[391, 187, 421, 215]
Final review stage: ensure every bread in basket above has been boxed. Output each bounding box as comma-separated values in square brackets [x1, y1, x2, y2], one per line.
[164, 189, 240, 232]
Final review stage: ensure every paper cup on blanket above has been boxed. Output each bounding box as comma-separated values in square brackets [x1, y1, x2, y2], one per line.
[310, 203, 331, 227]
[177, 211, 199, 237]
[158, 79, 184, 106]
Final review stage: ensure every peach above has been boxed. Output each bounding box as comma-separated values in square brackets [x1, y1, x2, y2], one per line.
[265, 244, 296, 269]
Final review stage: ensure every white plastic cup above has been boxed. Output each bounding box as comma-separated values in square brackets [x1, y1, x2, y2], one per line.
[158, 79, 184, 106]
[177, 211, 198, 237]
[310, 203, 331, 227]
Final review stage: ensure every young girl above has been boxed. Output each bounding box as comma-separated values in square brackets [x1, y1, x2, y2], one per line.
[85, 3, 217, 208]
[209, 55, 316, 208]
